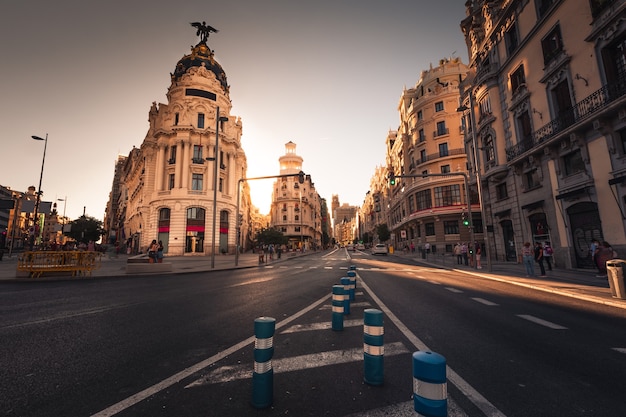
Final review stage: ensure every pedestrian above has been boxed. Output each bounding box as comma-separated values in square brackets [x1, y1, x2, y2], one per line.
[461, 242, 468, 266]
[148, 239, 159, 263]
[157, 240, 164, 263]
[475, 244, 482, 269]
[454, 243, 462, 265]
[522, 242, 535, 277]
[595, 241, 614, 277]
[534, 241, 546, 277]
[543, 241, 553, 271]
[410, 242, 415, 253]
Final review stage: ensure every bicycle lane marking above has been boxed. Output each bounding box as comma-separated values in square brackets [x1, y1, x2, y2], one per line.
[90, 292, 331, 417]
[356, 272, 508, 417]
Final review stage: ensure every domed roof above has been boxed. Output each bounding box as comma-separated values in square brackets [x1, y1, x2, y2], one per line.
[171, 41, 229, 94]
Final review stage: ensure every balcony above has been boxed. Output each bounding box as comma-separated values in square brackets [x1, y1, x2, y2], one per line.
[191, 157, 205, 164]
[506, 76, 626, 161]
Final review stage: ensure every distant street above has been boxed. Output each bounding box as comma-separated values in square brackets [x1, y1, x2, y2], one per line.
[1, 250, 625, 417]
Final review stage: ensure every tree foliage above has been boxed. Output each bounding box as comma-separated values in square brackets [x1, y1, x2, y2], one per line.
[65, 216, 104, 243]
[376, 223, 391, 242]
[255, 227, 288, 246]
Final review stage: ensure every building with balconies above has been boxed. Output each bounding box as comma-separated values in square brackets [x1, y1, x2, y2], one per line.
[460, 0, 626, 268]
[386, 58, 473, 254]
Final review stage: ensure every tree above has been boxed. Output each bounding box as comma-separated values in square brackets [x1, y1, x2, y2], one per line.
[376, 223, 391, 242]
[255, 227, 288, 246]
[65, 216, 104, 244]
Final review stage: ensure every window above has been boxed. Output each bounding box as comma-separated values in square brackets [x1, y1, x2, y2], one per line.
[444, 220, 459, 235]
[192, 145, 203, 163]
[408, 195, 415, 212]
[525, 169, 540, 189]
[416, 189, 432, 210]
[601, 33, 626, 89]
[439, 143, 449, 157]
[510, 65, 526, 94]
[174, 113, 179, 126]
[516, 111, 533, 145]
[505, 22, 519, 56]
[169, 146, 177, 164]
[435, 101, 444, 112]
[563, 150, 585, 176]
[496, 182, 508, 200]
[542, 25, 563, 65]
[536, 0, 556, 18]
[484, 135, 495, 162]
[425, 222, 435, 236]
[417, 110, 423, 120]
[168, 173, 175, 190]
[191, 173, 203, 191]
[420, 149, 427, 163]
[295, 215, 299, 221]
[441, 164, 450, 174]
[436, 121, 448, 137]
[620, 128, 626, 154]
[419, 129, 426, 142]
[295, 226, 301, 232]
[219, 177, 224, 192]
[282, 215, 287, 221]
[198, 113, 205, 129]
[478, 95, 492, 119]
[434, 184, 461, 207]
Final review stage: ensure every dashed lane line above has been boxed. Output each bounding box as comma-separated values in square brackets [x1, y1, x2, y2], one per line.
[280, 318, 363, 334]
[517, 314, 568, 330]
[472, 297, 499, 306]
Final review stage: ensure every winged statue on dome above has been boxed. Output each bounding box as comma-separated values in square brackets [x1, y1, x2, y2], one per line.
[190, 21, 218, 43]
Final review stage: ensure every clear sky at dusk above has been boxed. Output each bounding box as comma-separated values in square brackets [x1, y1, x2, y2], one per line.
[0, 0, 468, 221]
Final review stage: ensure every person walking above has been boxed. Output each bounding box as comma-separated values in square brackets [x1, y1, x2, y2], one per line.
[543, 241, 553, 271]
[534, 241, 546, 277]
[157, 240, 164, 263]
[461, 242, 468, 266]
[475, 244, 482, 269]
[454, 243, 462, 265]
[148, 239, 159, 263]
[595, 241, 614, 277]
[522, 242, 535, 277]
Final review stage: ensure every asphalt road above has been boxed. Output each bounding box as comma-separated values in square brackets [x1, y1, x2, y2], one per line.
[1, 250, 625, 416]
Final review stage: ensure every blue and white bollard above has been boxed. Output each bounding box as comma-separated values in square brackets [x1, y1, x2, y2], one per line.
[331, 285, 345, 331]
[251, 316, 276, 409]
[340, 277, 351, 315]
[412, 351, 447, 417]
[346, 270, 356, 300]
[363, 308, 384, 386]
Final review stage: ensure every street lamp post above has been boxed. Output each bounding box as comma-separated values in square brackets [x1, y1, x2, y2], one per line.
[57, 197, 67, 243]
[31, 134, 48, 250]
[457, 92, 492, 272]
[208, 108, 229, 268]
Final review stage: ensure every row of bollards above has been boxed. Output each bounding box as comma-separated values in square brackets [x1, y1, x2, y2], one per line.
[251, 265, 448, 416]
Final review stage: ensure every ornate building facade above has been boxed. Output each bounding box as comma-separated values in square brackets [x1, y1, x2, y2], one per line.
[104, 26, 251, 256]
[459, 0, 626, 268]
[385, 58, 474, 253]
[269, 142, 322, 250]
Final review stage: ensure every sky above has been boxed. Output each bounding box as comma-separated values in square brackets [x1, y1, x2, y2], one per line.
[0, 0, 469, 221]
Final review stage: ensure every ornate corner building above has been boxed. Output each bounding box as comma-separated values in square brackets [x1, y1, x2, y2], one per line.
[104, 26, 251, 256]
[459, 0, 626, 268]
[384, 58, 475, 253]
[269, 142, 323, 250]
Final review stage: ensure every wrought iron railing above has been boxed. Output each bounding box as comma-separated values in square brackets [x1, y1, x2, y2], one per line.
[506, 76, 626, 161]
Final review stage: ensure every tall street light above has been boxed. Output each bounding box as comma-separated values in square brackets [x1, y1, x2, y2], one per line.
[457, 94, 492, 272]
[207, 108, 229, 268]
[31, 134, 48, 249]
[57, 197, 67, 243]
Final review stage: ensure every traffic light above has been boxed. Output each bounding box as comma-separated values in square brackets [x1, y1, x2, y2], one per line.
[298, 171, 305, 184]
[389, 171, 396, 186]
[462, 211, 469, 227]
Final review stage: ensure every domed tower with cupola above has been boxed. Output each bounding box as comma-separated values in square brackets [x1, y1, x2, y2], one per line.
[109, 23, 251, 256]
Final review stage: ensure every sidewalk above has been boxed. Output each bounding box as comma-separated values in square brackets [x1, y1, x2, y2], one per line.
[393, 251, 626, 310]
[0, 251, 299, 281]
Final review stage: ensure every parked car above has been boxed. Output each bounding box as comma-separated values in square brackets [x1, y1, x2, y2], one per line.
[371, 243, 388, 255]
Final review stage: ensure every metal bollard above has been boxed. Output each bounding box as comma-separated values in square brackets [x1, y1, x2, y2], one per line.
[412, 351, 447, 417]
[346, 270, 356, 299]
[363, 308, 384, 386]
[251, 317, 276, 409]
[331, 285, 345, 331]
[340, 277, 351, 315]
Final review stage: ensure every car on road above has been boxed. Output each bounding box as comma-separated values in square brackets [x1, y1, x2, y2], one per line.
[371, 243, 388, 255]
[356, 243, 365, 250]
[346, 244, 355, 251]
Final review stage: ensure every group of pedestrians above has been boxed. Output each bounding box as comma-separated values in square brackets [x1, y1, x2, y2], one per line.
[453, 242, 482, 269]
[521, 241, 553, 277]
[148, 239, 164, 263]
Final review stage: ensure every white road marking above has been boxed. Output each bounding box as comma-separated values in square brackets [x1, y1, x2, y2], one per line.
[324, 266, 333, 269]
[90, 292, 332, 417]
[185, 342, 409, 387]
[517, 314, 567, 329]
[357, 274, 507, 417]
[445, 287, 464, 293]
[612, 348, 626, 354]
[280, 319, 363, 334]
[472, 297, 499, 306]
[319, 301, 371, 310]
